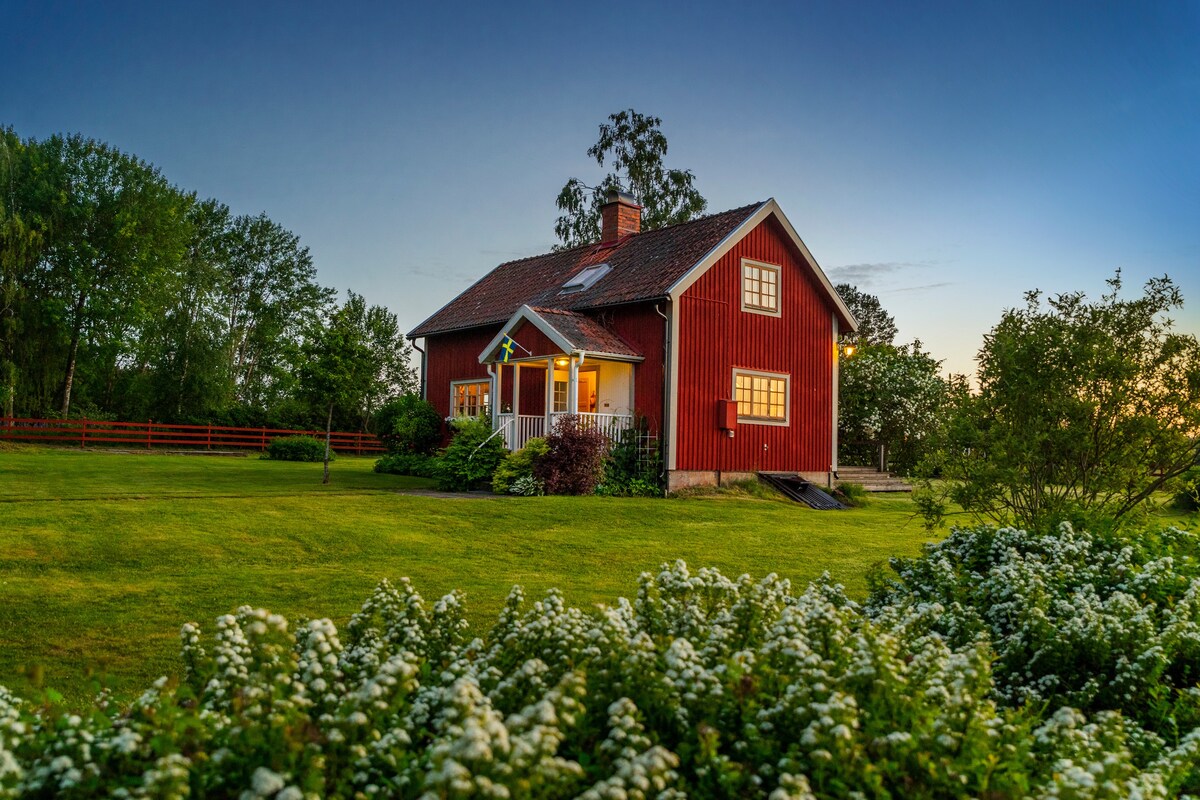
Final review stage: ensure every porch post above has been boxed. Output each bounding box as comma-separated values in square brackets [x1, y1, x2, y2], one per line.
[567, 355, 579, 415]
[512, 362, 521, 417]
[493, 362, 502, 430]
[545, 357, 554, 434]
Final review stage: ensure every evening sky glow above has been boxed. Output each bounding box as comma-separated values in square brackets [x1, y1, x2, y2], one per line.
[5, 1, 1198, 377]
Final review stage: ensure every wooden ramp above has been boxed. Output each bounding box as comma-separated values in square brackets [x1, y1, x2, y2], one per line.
[757, 473, 848, 510]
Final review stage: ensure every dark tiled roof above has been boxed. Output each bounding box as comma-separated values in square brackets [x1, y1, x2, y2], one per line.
[409, 202, 764, 338]
[527, 307, 643, 359]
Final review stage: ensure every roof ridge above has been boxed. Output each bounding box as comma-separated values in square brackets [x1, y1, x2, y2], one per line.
[492, 201, 765, 270]
[628, 201, 764, 237]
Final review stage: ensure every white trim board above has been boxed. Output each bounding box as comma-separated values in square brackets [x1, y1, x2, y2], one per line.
[477, 304, 644, 364]
[666, 198, 858, 332]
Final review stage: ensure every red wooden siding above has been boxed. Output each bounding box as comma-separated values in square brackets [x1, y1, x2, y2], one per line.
[506, 321, 559, 359]
[589, 304, 666, 435]
[424, 327, 496, 418]
[675, 217, 834, 472]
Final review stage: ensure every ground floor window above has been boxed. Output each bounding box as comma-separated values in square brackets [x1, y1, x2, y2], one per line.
[733, 369, 789, 424]
[451, 380, 490, 418]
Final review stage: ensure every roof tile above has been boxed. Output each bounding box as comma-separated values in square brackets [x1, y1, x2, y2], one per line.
[526, 307, 642, 359]
[409, 202, 763, 337]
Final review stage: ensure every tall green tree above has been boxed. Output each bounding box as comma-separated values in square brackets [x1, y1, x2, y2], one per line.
[32, 134, 191, 417]
[835, 284, 897, 347]
[222, 213, 333, 412]
[839, 340, 947, 472]
[554, 109, 706, 249]
[337, 291, 418, 430]
[299, 297, 376, 483]
[127, 198, 235, 421]
[918, 272, 1200, 530]
[0, 129, 45, 418]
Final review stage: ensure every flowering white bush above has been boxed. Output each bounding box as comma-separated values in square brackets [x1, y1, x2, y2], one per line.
[868, 522, 1200, 745]
[0, 537, 1196, 797]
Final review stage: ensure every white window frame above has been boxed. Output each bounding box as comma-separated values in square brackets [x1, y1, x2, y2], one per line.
[450, 379, 490, 418]
[741, 258, 782, 317]
[732, 368, 790, 426]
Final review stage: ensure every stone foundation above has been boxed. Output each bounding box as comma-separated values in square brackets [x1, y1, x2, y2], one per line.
[666, 470, 833, 493]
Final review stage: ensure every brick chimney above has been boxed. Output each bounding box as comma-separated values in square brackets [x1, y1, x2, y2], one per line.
[600, 189, 641, 242]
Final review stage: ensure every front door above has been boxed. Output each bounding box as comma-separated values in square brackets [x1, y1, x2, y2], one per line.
[577, 370, 598, 413]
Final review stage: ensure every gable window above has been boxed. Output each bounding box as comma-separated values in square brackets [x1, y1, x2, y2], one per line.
[733, 369, 789, 425]
[742, 259, 780, 315]
[451, 380, 490, 418]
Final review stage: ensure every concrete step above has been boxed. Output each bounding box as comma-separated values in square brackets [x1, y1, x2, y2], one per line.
[835, 468, 913, 492]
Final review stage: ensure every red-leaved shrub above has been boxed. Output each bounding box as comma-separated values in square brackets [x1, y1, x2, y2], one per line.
[534, 414, 608, 495]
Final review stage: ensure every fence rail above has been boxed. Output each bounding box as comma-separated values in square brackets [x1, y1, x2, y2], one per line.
[0, 417, 384, 455]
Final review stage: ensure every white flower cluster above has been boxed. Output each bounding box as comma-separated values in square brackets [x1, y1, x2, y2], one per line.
[869, 522, 1200, 737]
[0, 530, 1197, 798]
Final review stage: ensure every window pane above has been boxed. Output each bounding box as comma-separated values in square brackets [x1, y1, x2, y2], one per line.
[734, 372, 788, 421]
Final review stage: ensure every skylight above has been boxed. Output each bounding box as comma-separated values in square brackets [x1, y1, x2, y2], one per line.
[561, 263, 611, 294]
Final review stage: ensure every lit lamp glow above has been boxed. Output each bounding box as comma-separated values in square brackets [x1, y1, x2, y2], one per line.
[555, 358, 569, 367]
[842, 344, 856, 358]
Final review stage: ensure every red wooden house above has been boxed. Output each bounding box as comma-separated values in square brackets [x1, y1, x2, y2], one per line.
[408, 191, 857, 491]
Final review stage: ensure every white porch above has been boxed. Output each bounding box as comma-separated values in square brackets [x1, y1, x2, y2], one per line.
[496, 411, 634, 451]
[478, 304, 644, 451]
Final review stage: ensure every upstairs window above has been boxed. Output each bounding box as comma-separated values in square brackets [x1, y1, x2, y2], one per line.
[742, 259, 780, 315]
[734, 369, 789, 424]
[451, 380, 490, 418]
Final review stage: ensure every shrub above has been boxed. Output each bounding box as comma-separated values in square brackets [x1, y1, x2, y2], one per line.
[598, 424, 663, 497]
[264, 435, 330, 462]
[374, 394, 443, 454]
[508, 474, 544, 496]
[435, 416, 506, 491]
[1174, 466, 1200, 512]
[1, 554, 1198, 797]
[491, 437, 548, 494]
[867, 522, 1200, 742]
[373, 451, 436, 478]
[534, 415, 608, 495]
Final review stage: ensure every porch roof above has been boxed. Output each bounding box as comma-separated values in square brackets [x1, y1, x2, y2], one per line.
[479, 305, 644, 364]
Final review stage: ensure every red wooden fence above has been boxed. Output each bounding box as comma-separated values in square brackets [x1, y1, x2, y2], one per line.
[0, 417, 385, 455]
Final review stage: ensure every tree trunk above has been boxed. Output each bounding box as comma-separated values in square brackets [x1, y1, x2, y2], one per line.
[2, 363, 13, 419]
[59, 290, 87, 418]
[323, 401, 334, 485]
[60, 328, 82, 417]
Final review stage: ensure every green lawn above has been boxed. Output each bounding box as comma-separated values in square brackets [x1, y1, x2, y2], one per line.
[0, 445, 937, 703]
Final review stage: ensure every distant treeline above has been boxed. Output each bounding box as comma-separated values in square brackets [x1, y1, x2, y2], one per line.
[0, 127, 415, 431]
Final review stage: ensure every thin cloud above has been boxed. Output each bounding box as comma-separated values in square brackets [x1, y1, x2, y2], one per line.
[826, 260, 934, 286]
[399, 266, 479, 283]
[889, 282, 954, 294]
[479, 242, 558, 261]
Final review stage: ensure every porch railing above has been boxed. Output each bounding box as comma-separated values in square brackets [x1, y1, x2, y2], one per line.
[497, 412, 633, 451]
[496, 414, 546, 451]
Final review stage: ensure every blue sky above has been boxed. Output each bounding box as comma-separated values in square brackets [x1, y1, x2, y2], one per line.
[5, 0, 1198, 377]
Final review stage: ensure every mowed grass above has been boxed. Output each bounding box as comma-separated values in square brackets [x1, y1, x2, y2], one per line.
[0, 445, 936, 703]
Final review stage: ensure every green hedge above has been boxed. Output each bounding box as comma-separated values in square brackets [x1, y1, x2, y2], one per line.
[264, 435, 330, 463]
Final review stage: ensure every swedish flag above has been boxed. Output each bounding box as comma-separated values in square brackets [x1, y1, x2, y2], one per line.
[499, 336, 517, 363]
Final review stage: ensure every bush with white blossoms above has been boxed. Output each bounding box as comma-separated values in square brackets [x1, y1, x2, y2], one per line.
[867, 523, 1200, 746]
[0, 529, 1197, 798]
